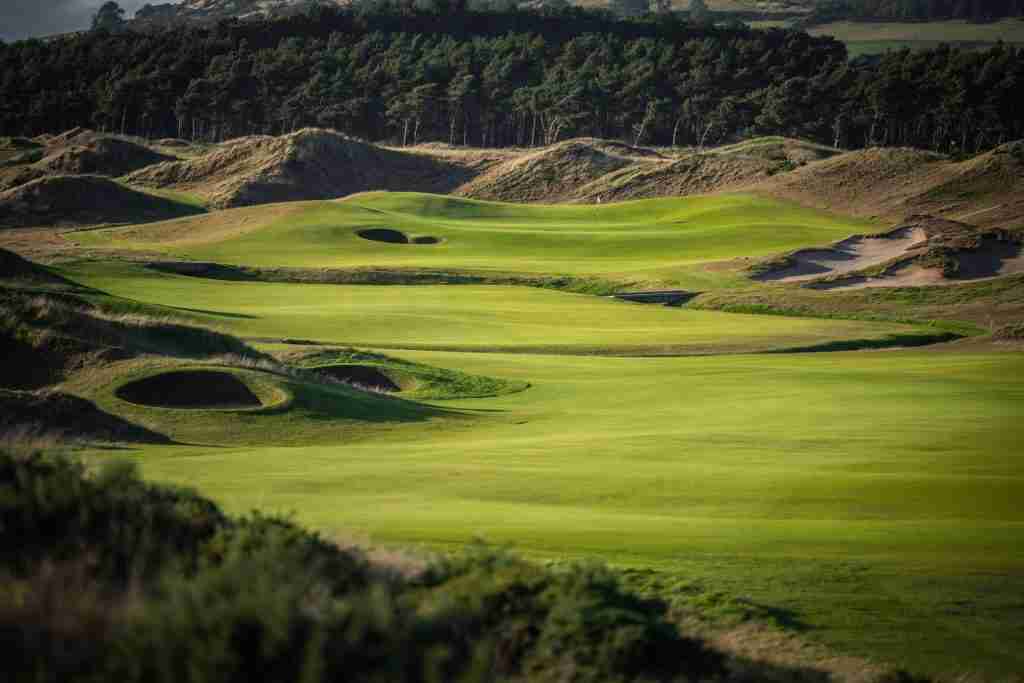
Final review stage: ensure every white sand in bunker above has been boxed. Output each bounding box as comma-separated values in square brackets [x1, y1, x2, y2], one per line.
[755, 227, 928, 282]
[814, 237, 1024, 291]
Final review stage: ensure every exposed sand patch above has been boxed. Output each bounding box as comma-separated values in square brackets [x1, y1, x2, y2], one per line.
[755, 226, 928, 282]
[812, 236, 1024, 290]
[810, 264, 947, 290]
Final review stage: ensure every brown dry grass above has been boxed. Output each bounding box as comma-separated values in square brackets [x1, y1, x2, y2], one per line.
[1, 129, 175, 192]
[454, 138, 656, 202]
[753, 141, 1024, 231]
[126, 128, 481, 208]
[0, 175, 202, 229]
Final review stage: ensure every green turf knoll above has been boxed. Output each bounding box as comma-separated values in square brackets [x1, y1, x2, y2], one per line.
[67, 360, 463, 447]
[111, 349, 1024, 677]
[63, 262, 928, 356]
[288, 348, 530, 400]
[72, 192, 879, 278]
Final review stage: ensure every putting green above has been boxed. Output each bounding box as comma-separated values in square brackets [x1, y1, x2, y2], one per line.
[112, 349, 1024, 677]
[64, 262, 925, 355]
[72, 192, 879, 278]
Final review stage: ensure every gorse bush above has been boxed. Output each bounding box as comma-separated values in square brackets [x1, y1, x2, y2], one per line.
[0, 448, 726, 682]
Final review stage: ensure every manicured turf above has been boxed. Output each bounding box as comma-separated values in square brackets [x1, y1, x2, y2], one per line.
[62, 191, 1024, 677]
[63, 262, 924, 355]
[103, 349, 1024, 677]
[72, 192, 879, 278]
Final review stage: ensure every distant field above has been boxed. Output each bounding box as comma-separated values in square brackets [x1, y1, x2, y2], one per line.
[806, 19, 1024, 56]
[72, 192, 878, 282]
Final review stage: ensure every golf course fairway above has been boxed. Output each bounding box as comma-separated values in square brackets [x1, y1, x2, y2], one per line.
[56, 192, 1024, 678]
[101, 349, 1024, 677]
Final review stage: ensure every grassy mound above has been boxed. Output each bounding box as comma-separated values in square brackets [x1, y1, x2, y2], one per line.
[576, 152, 776, 203]
[316, 364, 404, 392]
[0, 389, 170, 443]
[456, 138, 654, 203]
[36, 134, 174, 177]
[0, 175, 204, 228]
[290, 348, 529, 400]
[115, 369, 262, 409]
[453, 137, 828, 204]
[124, 128, 478, 209]
[755, 142, 1024, 230]
[0, 247, 73, 286]
[0, 287, 264, 363]
[0, 130, 174, 191]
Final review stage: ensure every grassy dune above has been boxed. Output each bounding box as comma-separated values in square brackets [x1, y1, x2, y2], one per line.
[72, 192, 879, 278]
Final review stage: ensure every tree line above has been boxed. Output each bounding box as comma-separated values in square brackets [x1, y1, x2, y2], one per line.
[0, 5, 1022, 154]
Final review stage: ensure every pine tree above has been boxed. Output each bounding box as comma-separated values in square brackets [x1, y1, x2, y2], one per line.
[91, 2, 126, 31]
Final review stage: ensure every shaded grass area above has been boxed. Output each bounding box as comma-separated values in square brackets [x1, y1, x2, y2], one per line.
[65, 359, 459, 448]
[119, 348, 1024, 678]
[691, 275, 1024, 331]
[146, 260, 633, 295]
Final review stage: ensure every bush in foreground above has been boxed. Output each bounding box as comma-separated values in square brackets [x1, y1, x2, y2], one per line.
[0, 449, 724, 682]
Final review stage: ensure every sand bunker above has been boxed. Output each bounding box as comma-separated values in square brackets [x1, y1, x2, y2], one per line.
[318, 365, 401, 392]
[755, 227, 929, 283]
[812, 236, 1023, 290]
[951, 236, 1024, 279]
[810, 264, 946, 291]
[116, 370, 261, 409]
[357, 228, 439, 245]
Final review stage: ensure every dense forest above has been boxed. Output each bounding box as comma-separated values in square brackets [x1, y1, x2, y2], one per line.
[809, 0, 1024, 22]
[1, 5, 1022, 152]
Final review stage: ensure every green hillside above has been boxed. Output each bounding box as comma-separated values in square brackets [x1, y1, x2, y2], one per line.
[73, 192, 879, 278]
